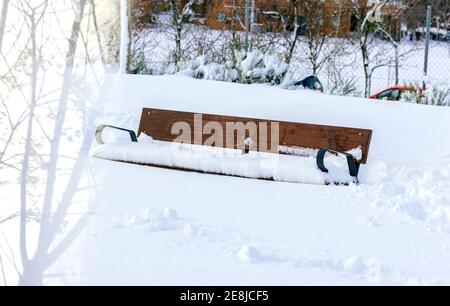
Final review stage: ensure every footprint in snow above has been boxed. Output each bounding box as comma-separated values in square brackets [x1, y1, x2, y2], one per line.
[294, 256, 385, 283]
[114, 208, 181, 232]
[235, 245, 285, 264]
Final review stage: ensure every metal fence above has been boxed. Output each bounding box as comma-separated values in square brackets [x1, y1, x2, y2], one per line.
[366, 5, 450, 94]
[129, 2, 450, 99]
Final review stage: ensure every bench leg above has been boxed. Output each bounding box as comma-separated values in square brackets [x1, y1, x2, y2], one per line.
[95, 125, 138, 144]
[316, 148, 360, 183]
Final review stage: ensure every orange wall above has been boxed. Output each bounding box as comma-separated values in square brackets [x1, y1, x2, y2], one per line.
[206, 0, 354, 37]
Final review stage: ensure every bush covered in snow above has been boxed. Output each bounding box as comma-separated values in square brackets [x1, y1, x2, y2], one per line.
[400, 85, 450, 107]
[421, 87, 450, 106]
[176, 51, 289, 85]
[178, 55, 238, 82]
[234, 50, 289, 85]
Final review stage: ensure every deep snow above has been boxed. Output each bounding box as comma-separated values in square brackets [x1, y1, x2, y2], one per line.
[91, 133, 360, 185]
[70, 74, 450, 285]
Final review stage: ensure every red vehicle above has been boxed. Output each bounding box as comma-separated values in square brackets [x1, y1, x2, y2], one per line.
[370, 85, 424, 101]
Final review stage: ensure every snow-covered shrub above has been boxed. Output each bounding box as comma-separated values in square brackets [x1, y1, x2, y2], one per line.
[328, 76, 360, 97]
[400, 85, 450, 107]
[399, 89, 421, 104]
[279, 70, 299, 89]
[129, 56, 170, 75]
[236, 50, 289, 85]
[279, 69, 313, 90]
[421, 86, 450, 106]
[177, 51, 289, 85]
[129, 52, 148, 74]
[177, 55, 238, 82]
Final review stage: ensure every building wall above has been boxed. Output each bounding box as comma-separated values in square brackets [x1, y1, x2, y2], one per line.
[131, 0, 404, 38]
[206, 0, 354, 38]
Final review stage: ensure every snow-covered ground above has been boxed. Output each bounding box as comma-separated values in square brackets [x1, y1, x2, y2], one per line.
[57, 74, 450, 285]
[1, 0, 449, 286]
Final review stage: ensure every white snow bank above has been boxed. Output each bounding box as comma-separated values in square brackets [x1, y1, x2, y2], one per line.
[75, 74, 450, 285]
[91, 137, 357, 185]
[96, 74, 450, 167]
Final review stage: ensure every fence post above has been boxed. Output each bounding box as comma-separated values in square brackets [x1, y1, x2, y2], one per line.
[423, 5, 432, 77]
[395, 45, 399, 85]
[244, 0, 250, 52]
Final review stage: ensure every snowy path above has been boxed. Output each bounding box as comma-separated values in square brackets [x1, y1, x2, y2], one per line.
[67, 74, 450, 285]
[78, 158, 450, 285]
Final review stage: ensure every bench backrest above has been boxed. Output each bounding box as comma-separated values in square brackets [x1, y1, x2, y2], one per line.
[137, 108, 372, 164]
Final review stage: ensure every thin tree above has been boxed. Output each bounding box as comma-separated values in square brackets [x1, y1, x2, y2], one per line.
[168, 0, 196, 66]
[0, 0, 9, 52]
[19, 0, 48, 282]
[352, 0, 419, 96]
[119, 0, 131, 73]
[351, 0, 392, 97]
[279, 0, 301, 64]
[299, 0, 337, 77]
[90, 0, 106, 66]
[19, 0, 88, 285]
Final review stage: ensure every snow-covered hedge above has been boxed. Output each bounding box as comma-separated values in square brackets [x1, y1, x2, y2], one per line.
[235, 50, 289, 85]
[178, 55, 238, 82]
[177, 51, 289, 85]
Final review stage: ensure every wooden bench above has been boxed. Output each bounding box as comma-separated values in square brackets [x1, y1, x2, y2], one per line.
[95, 108, 372, 184]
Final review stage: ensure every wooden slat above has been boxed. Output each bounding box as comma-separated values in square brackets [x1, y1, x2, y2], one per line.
[137, 108, 372, 164]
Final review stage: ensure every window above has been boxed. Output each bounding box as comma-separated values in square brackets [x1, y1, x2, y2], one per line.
[263, 12, 280, 22]
[296, 16, 307, 36]
[350, 15, 357, 32]
[217, 13, 226, 22]
[378, 89, 400, 101]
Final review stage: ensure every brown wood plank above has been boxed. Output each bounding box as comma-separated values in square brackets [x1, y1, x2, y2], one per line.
[137, 108, 372, 164]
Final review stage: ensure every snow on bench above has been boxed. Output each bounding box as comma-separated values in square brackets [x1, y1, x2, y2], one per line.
[92, 108, 372, 185]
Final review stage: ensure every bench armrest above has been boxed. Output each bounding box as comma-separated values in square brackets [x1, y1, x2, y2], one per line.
[316, 148, 360, 183]
[95, 125, 138, 144]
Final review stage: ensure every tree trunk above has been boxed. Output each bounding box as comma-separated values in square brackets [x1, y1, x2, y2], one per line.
[90, 0, 106, 66]
[360, 38, 370, 97]
[363, 62, 370, 98]
[20, 7, 40, 272]
[286, 37, 297, 64]
[0, 0, 9, 52]
[171, 0, 182, 66]
[20, 1, 87, 285]
[119, 0, 131, 73]
[126, 1, 132, 72]
[312, 62, 318, 78]
[175, 24, 181, 65]
[250, 0, 255, 49]
[285, 7, 299, 64]
[18, 258, 44, 286]
[37, 0, 86, 250]
[394, 45, 399, 85]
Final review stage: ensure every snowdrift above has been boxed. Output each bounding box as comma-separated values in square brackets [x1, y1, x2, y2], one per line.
[92, 134, 359, 185]
[80, 74, 450, 285]
[95, 74, 450, 176]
